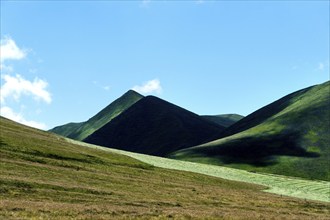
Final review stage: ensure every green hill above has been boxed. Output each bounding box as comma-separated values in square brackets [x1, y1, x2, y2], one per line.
[4, 117, 329, 218]
[84, 96, 225, 156]
[202, 114, 244, 127]
[171, 81, 330, 181]
[49, 122, 83, 137]
[50, 90, 143, 140]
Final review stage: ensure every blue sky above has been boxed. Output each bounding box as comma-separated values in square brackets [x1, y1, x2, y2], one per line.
[1, 0, 329, 130]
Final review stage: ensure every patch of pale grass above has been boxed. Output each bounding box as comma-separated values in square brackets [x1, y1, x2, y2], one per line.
[69, 139, 330, 203]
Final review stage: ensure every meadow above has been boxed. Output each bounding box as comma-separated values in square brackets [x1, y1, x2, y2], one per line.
[70, 139, 330, 203]
[1, 117, 329, 219]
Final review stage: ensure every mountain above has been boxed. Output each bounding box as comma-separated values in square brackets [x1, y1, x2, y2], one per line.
[50, 90, 144, 140]
[84, 96, 225, 156]
[202, 114, 244, 127]
[171, 81, 330, 181]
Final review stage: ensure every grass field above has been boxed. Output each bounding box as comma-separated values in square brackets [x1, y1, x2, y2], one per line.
[1, 117, 329, 219]
[70, 139, 330, 203]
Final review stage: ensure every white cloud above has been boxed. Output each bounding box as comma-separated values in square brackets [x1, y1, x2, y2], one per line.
[0, 106, 47, 130]
[0, 37, 26, 63]
[0, 36, 49, 130]
[0, 64, 14, 73]
[0, 74, 52, 104]
[196, 0, 205, 4]
[0, 74, 51, 129]
[140, 0, 151, 8]
[317, 62, 325, 71]
[132, 79, 162, 95]
[103, 85, 111, 91]
[93, 80, 111, 91]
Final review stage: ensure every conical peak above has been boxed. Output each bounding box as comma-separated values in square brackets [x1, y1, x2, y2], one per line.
[123, 89, 144, 98]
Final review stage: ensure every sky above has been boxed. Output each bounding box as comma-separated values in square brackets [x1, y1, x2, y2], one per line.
[0, 0, 329, 130]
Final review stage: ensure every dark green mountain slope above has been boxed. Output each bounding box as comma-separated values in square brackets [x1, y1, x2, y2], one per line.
[50, 90, 144, 140]
[84, 96, 225, 156]
[50, 122, 83, 137]
[171, 81, 330, 181]
[202, 114, 244, 127]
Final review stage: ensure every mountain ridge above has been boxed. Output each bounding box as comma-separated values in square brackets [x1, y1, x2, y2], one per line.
[49, 81, 330, 181]
[50, 90, 144, 140]
[171, 81, 330, 181]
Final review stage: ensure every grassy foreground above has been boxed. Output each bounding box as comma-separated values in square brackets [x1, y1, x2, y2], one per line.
[1, 117, 329, 219]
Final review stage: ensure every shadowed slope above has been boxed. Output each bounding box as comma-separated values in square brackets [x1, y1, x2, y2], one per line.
[84, 96, 225, 156]
[172, 81, 330, 181]
[50, 90, 144, 140]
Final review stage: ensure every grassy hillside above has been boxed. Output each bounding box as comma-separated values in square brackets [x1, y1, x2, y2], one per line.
[1, 117, 329, 219]
[73, 139, 330, 203]
[84, 96, 225, 156]
[50, 122, 83, 137]
[172, 81, 330, 181]
[202, 114, 244, 127]
[50, 90, 143, 140]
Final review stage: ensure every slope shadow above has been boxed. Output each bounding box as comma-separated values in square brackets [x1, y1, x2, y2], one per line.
[197, 131, 320, 166]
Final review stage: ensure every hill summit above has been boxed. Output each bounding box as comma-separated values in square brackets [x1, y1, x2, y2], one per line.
[50, 90, 144, 140]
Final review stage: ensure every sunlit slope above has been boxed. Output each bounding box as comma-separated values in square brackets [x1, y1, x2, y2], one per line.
[84, 96, 225, 156]
[70, 139, 330, 203]
[3, 117, 329, 218]
[50, 90, 143, 140]
[50, 122, 83, 137]
[172, 81, 330, 181]
[202, 114, 244, 127]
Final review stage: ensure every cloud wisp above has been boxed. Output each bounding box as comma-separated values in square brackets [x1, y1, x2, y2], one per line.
[1, 74, 52, 104]
[93, 80, 111, 91]
[317, 62, 325, 71]
[0, 37, 26, 64]
[140, 0, 151, 8]
[0, 74, 51, 129]
[0, 106, 47, 130]
[132, 79, 162, 95]
[195, 0, 205, 5]
[0, 36, 51, 130]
